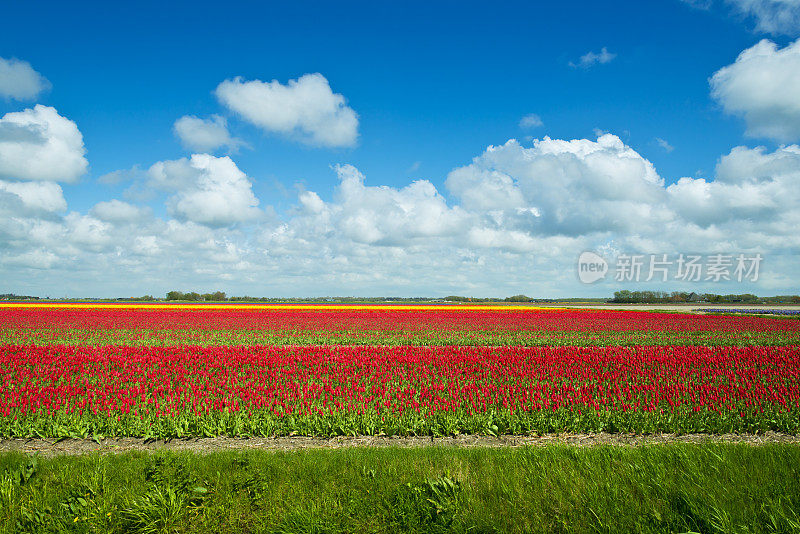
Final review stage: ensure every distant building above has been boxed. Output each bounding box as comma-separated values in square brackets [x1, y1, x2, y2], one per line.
[687, 292, 701, 302]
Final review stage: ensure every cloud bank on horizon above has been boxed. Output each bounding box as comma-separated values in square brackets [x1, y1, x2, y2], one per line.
[1, 3, 800, 297]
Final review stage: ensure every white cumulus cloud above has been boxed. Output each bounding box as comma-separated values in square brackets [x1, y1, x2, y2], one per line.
[332, 164, 465, 244]
[0, 57, 50, 101]
[0, 105, 88, 182]
[711, 38, 800, 141]
[173, 114, 243, 153]
[668, 144, 800, 229]
[445, 134, 666, 236]
[90, 199, 149, 224]
[65, 213, 113, 251]
[215, 73, 359, 148]
[277, 164, 466, 248]
[147, 154, 261, 227]
[0, 180, 66, 215]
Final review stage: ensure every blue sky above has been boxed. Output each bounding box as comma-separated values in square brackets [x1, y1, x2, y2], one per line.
[1, 0, 799, 297]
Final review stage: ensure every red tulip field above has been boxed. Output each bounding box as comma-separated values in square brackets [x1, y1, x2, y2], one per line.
[2, 305, 799, 346]
[1, 303, 799, 438]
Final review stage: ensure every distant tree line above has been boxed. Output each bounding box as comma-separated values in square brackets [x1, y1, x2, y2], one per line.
[166, 291, 227, 301]
[0, 293, 39, 300]
[611, 291, 673, 303]
[762, 295, 800, 304]
[228, 296, 438, 303]
[444, 295, 540, 303]
[9, 290, 797, 304]
[702, 293, 759, 303]
[162, 293, 552, 303]
[612, 290, 799, 304]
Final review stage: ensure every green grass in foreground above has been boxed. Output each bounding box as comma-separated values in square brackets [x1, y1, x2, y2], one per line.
[2, 444, 800, 533]
[3, 328, 799, 346]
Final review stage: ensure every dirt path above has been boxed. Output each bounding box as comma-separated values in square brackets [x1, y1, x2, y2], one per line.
[2, 432, 799, 457]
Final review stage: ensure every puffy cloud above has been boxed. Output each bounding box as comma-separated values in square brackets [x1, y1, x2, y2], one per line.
[710, 39, 800, 142]
[0, 105, 88, 182]
[277, 164, 466, 247]
[667, 175, 780, 227]
[519, 114, 543, 129]
[445, 166, 526, 212]
[569, 47, 616, 68]
[298, 190, 325, 214]
[668, 144, 800, 229]
[132, 235, 160, 256]
[147, 154, 261, 227]
[65, 213, 113, 251]
[173, 115, 243, 153]
[333, 164, 465, 244]
[716, 143, 800, 181]
[90, 199, 149, 223]
[267, 135, 735, 273]
[0, 180, 66, 215]
[216, 73, 359, 148]
[444, 135, 800, 256]
[162, 219, 217, 247]
[445, 135, 666, 236]
[727, 0, 800, 35]
[0, 57, 50, 101]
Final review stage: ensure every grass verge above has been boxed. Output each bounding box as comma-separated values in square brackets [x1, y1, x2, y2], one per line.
[1, 444, 799, 533]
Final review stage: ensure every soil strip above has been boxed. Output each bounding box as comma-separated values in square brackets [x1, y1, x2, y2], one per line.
[2, 432, 799, 457]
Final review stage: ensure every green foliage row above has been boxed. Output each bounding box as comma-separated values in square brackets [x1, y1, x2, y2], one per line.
[3, 328, 797, 347]
[2, 444, 800, 533]
[4, 406, 800, 440]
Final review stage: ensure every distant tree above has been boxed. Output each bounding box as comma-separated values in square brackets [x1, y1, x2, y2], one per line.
[505, 294, 533, 302]
[612, 290, 633, 303]
[166, 291, 185, 301]
[612, 290, 671, 303]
